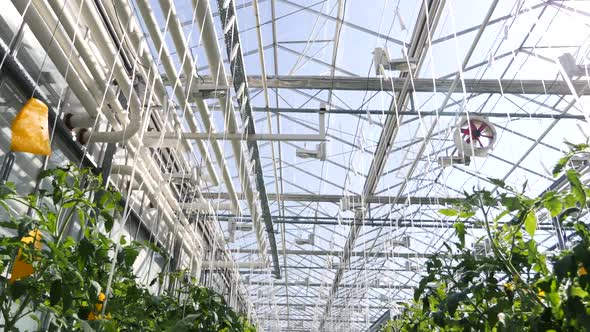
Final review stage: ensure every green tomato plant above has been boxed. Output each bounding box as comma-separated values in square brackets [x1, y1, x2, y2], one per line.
[384, 143, 590, 332]
[0, 165, 256, 331]
[107, 270, 256, 332]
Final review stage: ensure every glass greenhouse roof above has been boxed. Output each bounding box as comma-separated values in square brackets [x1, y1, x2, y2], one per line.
[3, 0, 590, 330]
[142, 0, 590, 330]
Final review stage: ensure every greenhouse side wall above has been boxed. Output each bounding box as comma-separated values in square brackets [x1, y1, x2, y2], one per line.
[0, 2, 253, 329]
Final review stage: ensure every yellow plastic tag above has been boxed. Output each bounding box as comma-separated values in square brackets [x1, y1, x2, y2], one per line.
[10, 98, 51, 156]
[10, 229, 42, 283]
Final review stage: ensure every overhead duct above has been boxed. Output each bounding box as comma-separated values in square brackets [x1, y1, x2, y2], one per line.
[192, 0, 280, 277]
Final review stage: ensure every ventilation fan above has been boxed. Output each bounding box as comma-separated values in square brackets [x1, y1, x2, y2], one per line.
[440, 116, 497, 167]
[453, 116, 497, 157]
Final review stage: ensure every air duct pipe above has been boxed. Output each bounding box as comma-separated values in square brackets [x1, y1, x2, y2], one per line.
[192, 0, 275, 272]
[110, 165, 205, 254]
[104, 0, 220, 179]
[45, 0, 210, 260]
[135, 0, 242, 214]
[12, 1, 208, 272]
[40, 0, 221, 189]
[48, 1, 218, 185]
[180, 201, 234, 212]
[14, 0, 142, 144]
[104, 1, 220, 184]
[23, 0, 247, 279]
[12, 1, 100, 117]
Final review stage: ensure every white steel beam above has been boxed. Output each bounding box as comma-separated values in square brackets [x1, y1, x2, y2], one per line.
[241, 75, 590, 95]
[201, 192, 462, 205]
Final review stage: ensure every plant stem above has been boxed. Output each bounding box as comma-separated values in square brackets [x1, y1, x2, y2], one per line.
[56, 206, 78, 243]
[479, 199, 545, 308]
[5, 293, 31, 330]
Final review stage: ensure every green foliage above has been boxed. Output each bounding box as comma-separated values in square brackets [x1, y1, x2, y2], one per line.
[383, 144, 590, 331]
[0, 164, 255, 331]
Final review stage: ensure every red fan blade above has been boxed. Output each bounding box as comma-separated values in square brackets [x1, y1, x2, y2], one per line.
[476, 137, 483, 147]
[477, 122, 488, 132]
[460, 128, 471, 135]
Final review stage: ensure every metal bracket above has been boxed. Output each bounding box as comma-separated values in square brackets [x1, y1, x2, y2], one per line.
[559, 53, 588, 78]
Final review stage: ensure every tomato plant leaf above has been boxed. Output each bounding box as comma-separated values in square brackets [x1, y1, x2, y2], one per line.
[453, 222, 466, 248]
[439, 208, 458, 217]
[543, 196, 563, 218]
[502, 196, 521, 211]
[447, 292, 466, 316]
[62, 284, 73, 312]
[488, 178, 507, 189]
[553, 155, 571, 177]
[101, 210, 114, 232]
[525, 211, 537, 237]
[566, 169, 586, 207]
[50, 279, 62, 306]
[555, 254, 576, 282]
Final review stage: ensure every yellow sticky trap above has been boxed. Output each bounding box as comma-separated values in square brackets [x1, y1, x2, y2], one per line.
[10, 229, 42, 283]
[10, 98, 51, 156]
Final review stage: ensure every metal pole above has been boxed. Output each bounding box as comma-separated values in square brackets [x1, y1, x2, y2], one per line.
[250, 107, 587, 120]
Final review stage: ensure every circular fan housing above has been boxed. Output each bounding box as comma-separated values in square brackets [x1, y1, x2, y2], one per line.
[453, 116, 496, 157]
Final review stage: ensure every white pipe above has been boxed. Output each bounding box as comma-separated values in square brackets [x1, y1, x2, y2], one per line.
[48, 0, 217, 208]
[201, 261, 268, 269]
[167, 171, 198, 185]
[107, 1, 209, 171]
[20, 0, 141, 143]
[192, 0, 269, 263]
[65, 0, 210, 253]
[18, 0, 207, 272]
[156, 0, 195, 86]
[180, 201, 234, 212]
[44, 0, 196, 175]
[63, 113, 96, 129]
[39, 0, 126, 122]
[143, 132, 327, 145]
[27, 0, 248, 286]
[167, 171, 212, 186]
[137, 0, 240, 211]
[76, 0, 141, 114]
[16, 0, 188, 240]
[12, 1, 100, 117]
[110, 165, 203, 255]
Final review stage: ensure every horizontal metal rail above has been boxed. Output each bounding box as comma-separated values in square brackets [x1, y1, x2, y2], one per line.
[196, 75, 590, 95]
[218, 214, 560, 230]
[231, 248, 433, 259]
[202, 192, 463, 205]
[143, 132, 326, 145]
[248, 76, 590, 95]
[250, 107, 586, 120]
